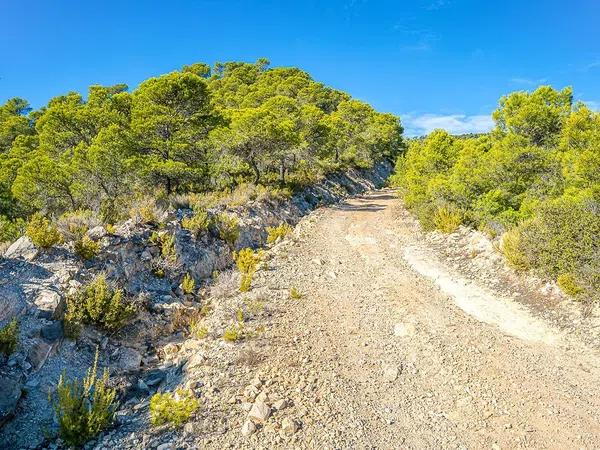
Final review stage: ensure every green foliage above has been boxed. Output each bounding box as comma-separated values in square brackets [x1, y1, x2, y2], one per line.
[65, 275, 135, 335]
[223, 323, 244, 342]
[149, 389, 199, 427]
[0, 216, 25, 243]
[0, 318, 19, 355]
[519, 198, 599, 299]
[433, 205, 462, 233]
[394, 86, 598, 301]
[51, 351, 117, 448]
[266, 222, 292, 244]
[73, 235, 100, 260]
[26, 213, 62, 248]
[235, 248, 262, 292]
[181, 208, 210, 236]
[557, 273, 583, 297]
[216, 213, 239, 246]
[500, 228, 530, 271]
[0, 59, 402, 229]
[290, 287, 302, 300]
[181, 273, 196, 295]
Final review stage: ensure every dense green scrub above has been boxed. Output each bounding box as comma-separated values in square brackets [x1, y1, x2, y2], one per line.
[391, 86, 599, 301]
[0, 59, 403, 240]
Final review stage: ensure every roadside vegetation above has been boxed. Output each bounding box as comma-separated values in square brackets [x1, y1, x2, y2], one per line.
[392, 86, 599, 301]
[0, 59, 403, 249]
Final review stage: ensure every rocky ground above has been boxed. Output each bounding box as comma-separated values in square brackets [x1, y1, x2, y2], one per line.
[101, 190, 600, 449]
[2, 180, 600, 449]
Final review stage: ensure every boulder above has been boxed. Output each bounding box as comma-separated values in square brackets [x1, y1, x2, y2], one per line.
[0, 376, 22, 426]
[87, 226, 107, 240]
[27, 339, 52, 371]
[4, 236, 37, 261]
[33, 289, 65, 319]
[40, 321, 64, 343]
[248, 401, 271, 424]
[0, 287, 27, 323]
[115, 347, 142, 372]
[281, 417, 298, 436]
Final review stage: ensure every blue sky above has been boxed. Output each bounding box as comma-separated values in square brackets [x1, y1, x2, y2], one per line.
[1, 0, 598, 135]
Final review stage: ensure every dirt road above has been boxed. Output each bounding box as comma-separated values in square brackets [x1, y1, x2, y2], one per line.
[249, 189, 600, 449]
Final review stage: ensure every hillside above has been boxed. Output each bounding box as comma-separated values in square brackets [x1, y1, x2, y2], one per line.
[1, 63, 599, 450]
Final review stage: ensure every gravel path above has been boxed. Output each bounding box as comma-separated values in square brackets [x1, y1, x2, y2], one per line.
[242, 189, 600, 449]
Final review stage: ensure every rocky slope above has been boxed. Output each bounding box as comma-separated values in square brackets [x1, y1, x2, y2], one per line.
[0, 162, 391, 449]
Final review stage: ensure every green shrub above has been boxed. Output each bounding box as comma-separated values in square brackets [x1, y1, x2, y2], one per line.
[557, 273, 583, 297]
[129, 196, 164, 225]
[519, 198, 599, 299]
[26, 213, 62, 249]
[51, 351, 117, 448]
[65, 275, 135, 336]
[0, 318, 19, 355]
[189, 321, 208, 339]
[290, 287, 302, 300]
[74, 235, 100, 260]
[150, 389, 199, 427]
[0, 216, 25, 243]
[181, 273, 196, 295]
[181, 209, 210, 236]
[223, 323, 244, 342]
[216, 213, 239, 247]
[500, 228, 530, 271]
[56, 210, 100, 242]
[235, 248, 262, 292]
[433, 205, 462, 233]
[266, 223, 292, 244]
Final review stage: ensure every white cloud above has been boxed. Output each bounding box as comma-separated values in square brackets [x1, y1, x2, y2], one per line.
[403, 113, 494, 137]
[583, 100, 599, 111]
[510, 77, 547, 86]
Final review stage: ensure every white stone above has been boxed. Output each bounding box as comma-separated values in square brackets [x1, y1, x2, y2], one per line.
[241, 420, 256, 437]
[281, 417, 298, 436]
[248, 401, 271, 423]
[383, 366, 399, 382]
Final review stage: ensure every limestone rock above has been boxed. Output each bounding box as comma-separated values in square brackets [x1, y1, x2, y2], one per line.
[27, 339, 52, 371]
[0, 376, 22, 425]
[281, 417, 298, 436]
[115, 347, 142, 372]
[33, 289, 65, 319]
[241, 419, 256, 437]
[4, 236, 37, 261]
[248, 401, 271, 424]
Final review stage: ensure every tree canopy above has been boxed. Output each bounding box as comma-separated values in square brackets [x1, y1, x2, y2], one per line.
[0, 58, 403, 239]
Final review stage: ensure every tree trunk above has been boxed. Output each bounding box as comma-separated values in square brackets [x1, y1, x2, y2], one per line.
[279, 158, 286, 185]
[250, 159, 260, 184]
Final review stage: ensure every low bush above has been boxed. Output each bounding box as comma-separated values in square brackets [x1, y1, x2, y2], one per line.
[181, 273, 196, 295]
[216, 213, 239, 247]
[519, 198, 599, 299]
[0, 318, 19, 355]
[56, 210, 100, 242]
[499, 228, 529, 271]
[0, 216, 25, 243]
[73, 235, 100, 260]
[290, 287, 302, 300]
[181, 209, 210, 237]
[51, 351, 117, 448]
[433, 205, 462, 233]
[235, 248, 262, 292]
[266, 223, 292, 244]
[26, 213, 62, 249]
[223, 323, 244, 342]
[557, 273, 583, 297]
[65, 275, 135, 336]
[129, 196, 165, 225]
[149, 389, 199, 427]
